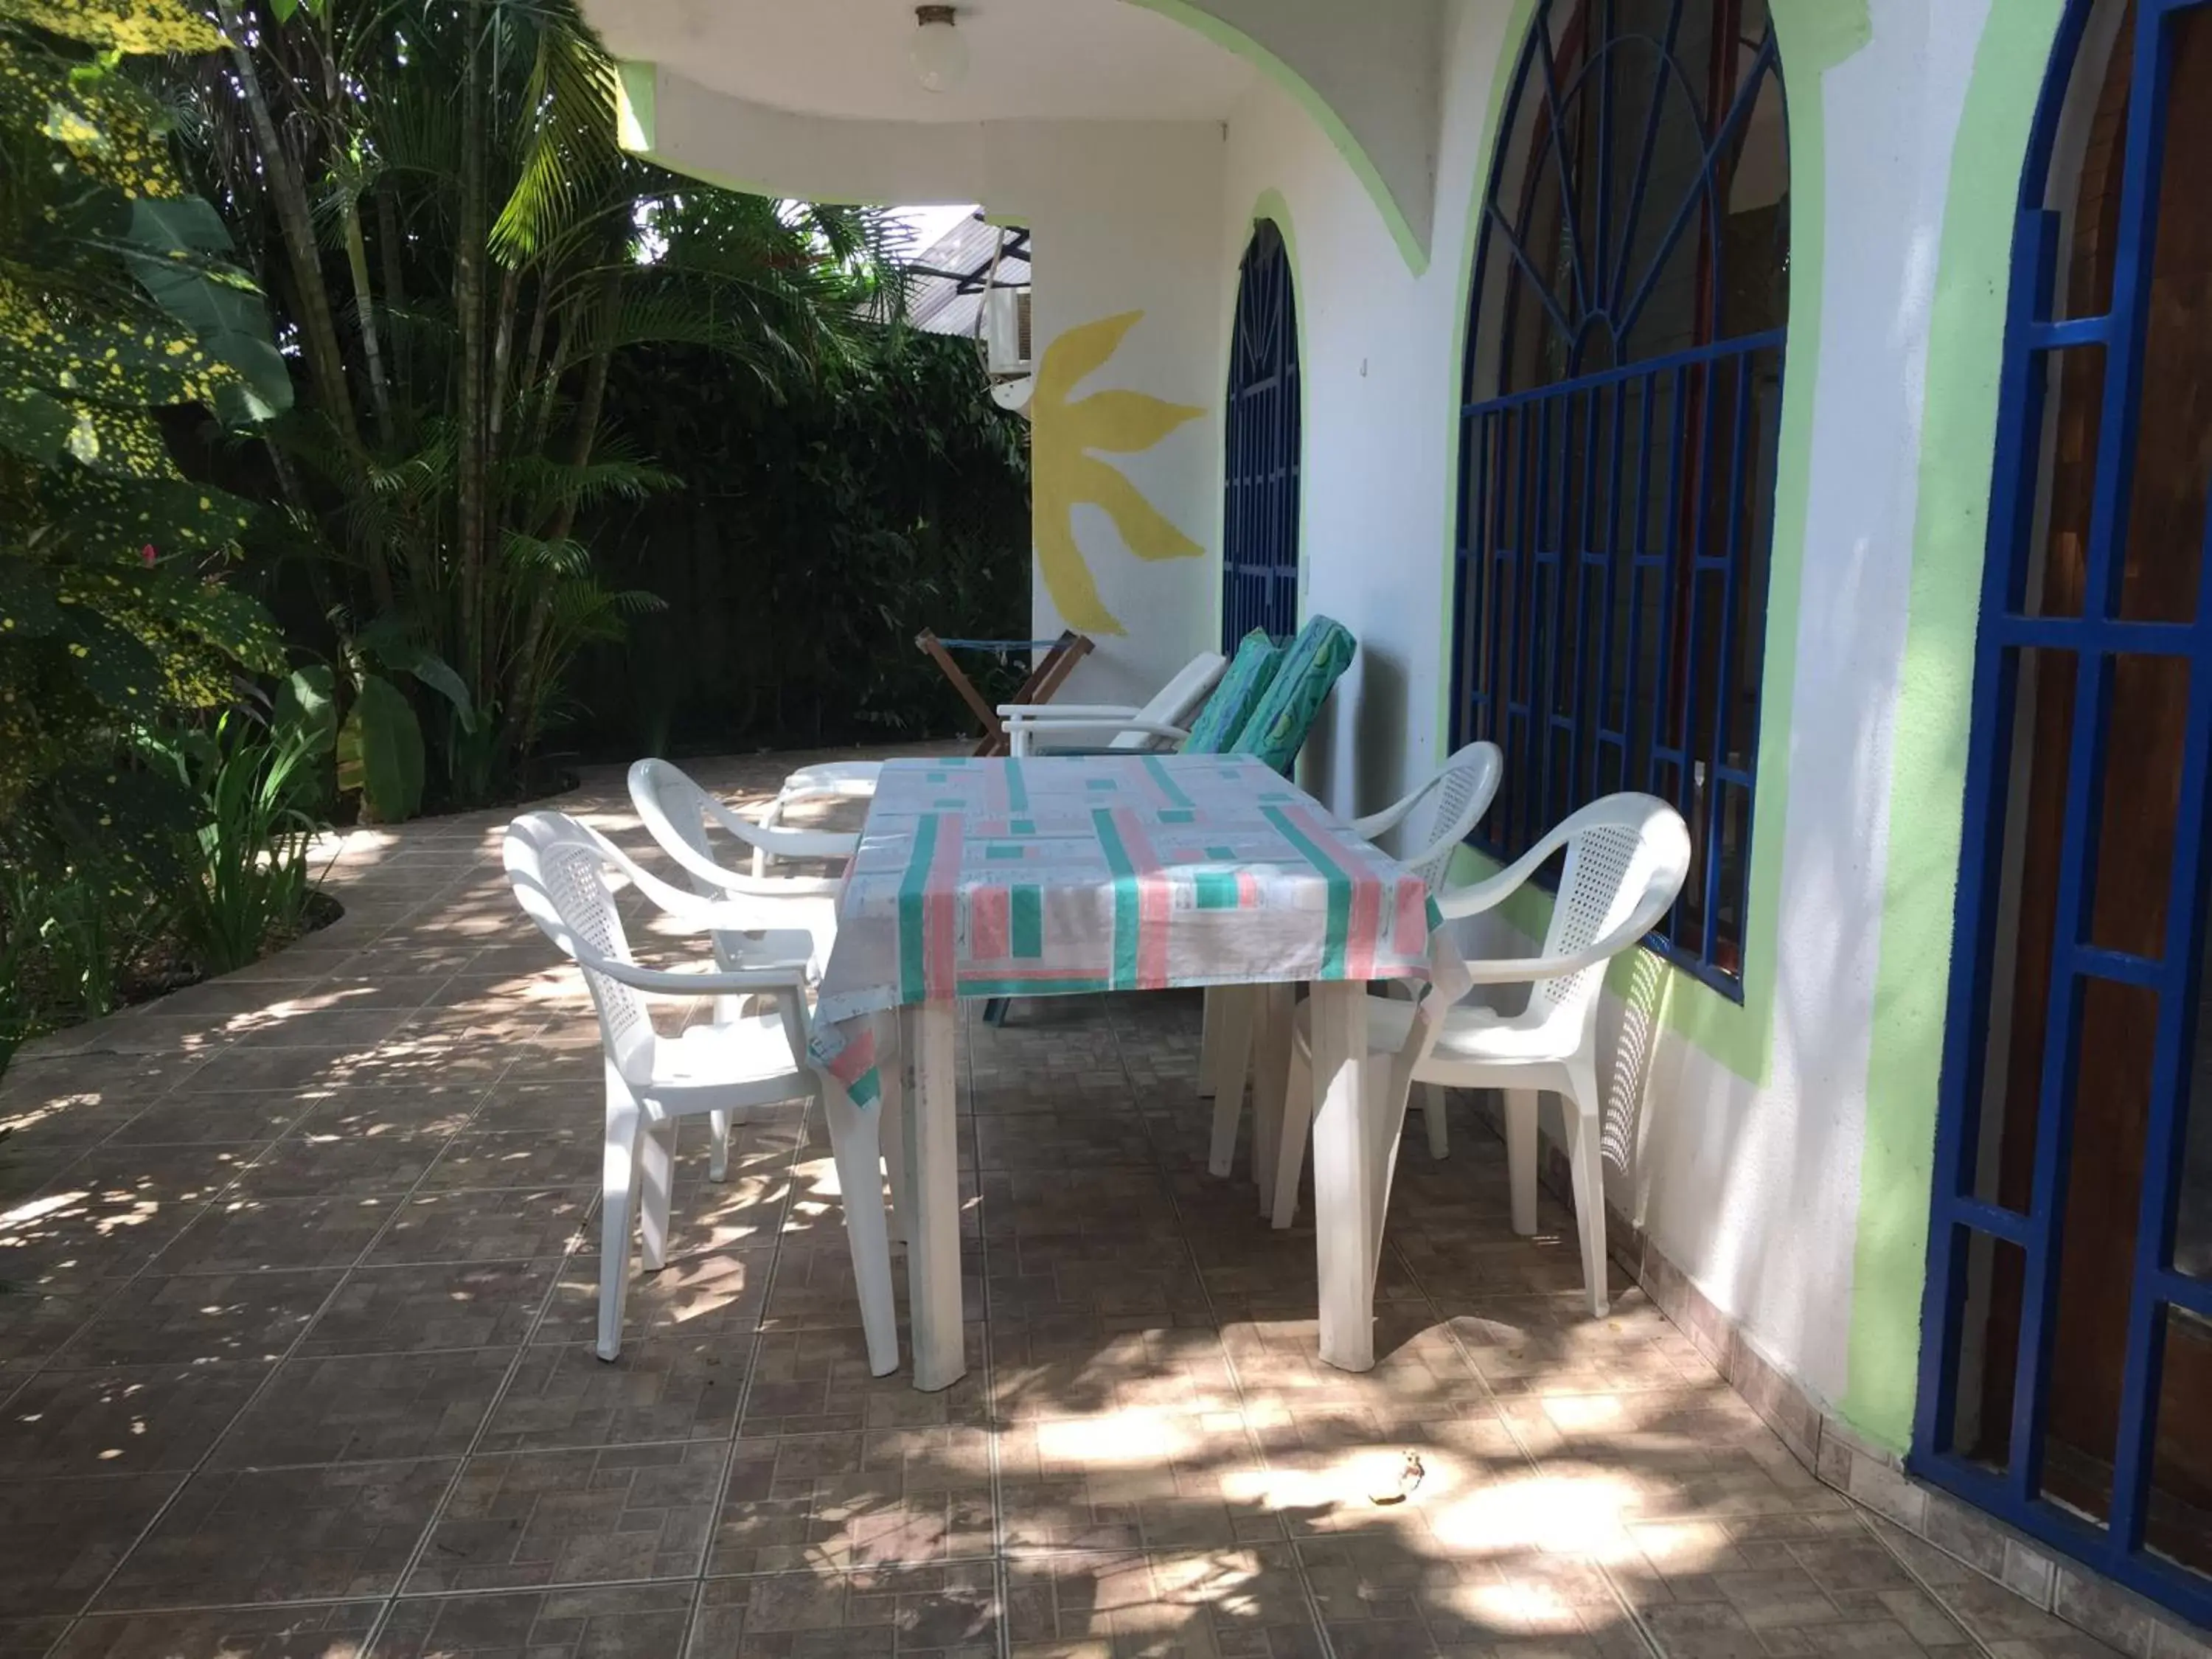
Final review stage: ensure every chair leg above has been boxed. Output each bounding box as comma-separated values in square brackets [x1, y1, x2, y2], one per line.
[1422, 1083, 1450, 1160]
[822, 1074, 900, 1377]
[1197, 987, 1221, 1099]
[639, 1115, 676, 1273]
[1205, 987, 1256, 1178]
[708, 1111, 731, 1182]
[1561, 1101, 1610, 1318]
[597, 1071, 643, 1363]
[1271, 1031, 1313, 1229]
[1504, 1088, 1540, 1237]
[982, 998, 1011, 1027]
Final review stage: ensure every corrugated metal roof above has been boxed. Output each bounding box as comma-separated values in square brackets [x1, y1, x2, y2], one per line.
[905, 216, 1030, 337]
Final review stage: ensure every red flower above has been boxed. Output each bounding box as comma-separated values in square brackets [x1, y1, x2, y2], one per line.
[141, 544, 157, 566]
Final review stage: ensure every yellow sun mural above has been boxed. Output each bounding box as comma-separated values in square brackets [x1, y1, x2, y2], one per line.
[1032, 310, 1204, 636]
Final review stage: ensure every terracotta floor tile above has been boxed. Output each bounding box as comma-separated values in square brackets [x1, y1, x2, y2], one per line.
[92, 1459, 454, 1610]
[54, 1601, 381, 1658]
[373, 1584, 697, 1658]
[999, 1410, 1281, 1556]
[0, 1473, 184, 1616]
[479, 1338, 748, 1453]
[708, 1425, 996, 1573]
[153, 1194, 401, 1276]
[361, 1186, 592, 1265]
[689, 1562, 999, 1658]
[533, 1248, 771, 1349]
[0, 1360, 271, 1476]
[1004, 1547, 1317, 1659]
[298, 1259, 558, 1355]
[406, 1441, 726, 1591]
[209, 1349, 512, 1467]
[59, 1272, 343, 1366]
[742, 1325, 988, 1437]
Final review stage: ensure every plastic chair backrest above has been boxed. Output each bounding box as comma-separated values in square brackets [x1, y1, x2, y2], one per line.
[1399, 742, 1505, 894]
[504, 810, 653, 1077]
[1530, 795, 1693, 1024]
[630, 758, 737, 900]
[1112, 650, 1228, 750]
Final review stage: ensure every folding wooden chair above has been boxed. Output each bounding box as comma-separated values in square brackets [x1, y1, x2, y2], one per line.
[916, 629, 1093, 756]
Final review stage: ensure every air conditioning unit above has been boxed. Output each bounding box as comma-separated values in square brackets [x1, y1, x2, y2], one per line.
[983, 286, 1032, 375]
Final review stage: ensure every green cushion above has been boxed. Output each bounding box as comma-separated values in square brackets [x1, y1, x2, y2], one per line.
[1180, 628, 1282, 754]
[1226, 615, 1355, 773]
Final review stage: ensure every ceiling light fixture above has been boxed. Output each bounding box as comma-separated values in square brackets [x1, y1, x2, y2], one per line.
[909, 4, 968, 94]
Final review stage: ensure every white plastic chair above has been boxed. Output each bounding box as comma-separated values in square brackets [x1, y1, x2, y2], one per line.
[1274, 793, 1691, 1316]
[503, 812, 896, 1366]
[754, 761, 881, 876]
[998, 649, 1227, 756]
[629, 757, 849, 973]
[1201, 741, 1505, 1180]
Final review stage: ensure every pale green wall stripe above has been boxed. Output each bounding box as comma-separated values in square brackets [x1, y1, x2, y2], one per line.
[1127, 0, 1430, 274]
[1841, 0, 2067, 1452]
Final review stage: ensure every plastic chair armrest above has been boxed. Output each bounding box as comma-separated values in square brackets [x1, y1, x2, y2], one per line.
[998, 702, 1141, 720]
[1349, 792, 1419, 842]
[576, 950, 808, 998]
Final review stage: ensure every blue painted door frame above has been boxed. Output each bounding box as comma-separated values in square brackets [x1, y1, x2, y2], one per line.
[1914, 0, 2212, 1627]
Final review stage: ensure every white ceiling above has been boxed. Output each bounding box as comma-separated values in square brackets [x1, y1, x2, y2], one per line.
[583, 0, 1257, 125]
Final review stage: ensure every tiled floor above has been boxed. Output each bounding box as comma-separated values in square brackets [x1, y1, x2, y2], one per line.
[0, 752, 2121, 1658]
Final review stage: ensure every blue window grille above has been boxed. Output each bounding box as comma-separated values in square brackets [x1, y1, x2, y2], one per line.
[1222, 220, 1301, 647]
[1914, 0, 2212, 1626]
[1450, 0, 1791, 996]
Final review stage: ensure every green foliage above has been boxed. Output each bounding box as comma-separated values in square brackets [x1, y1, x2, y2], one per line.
[335, 669, 423, 821]
[178, 0, 905, 810]
[568, 329, 1031, 754]
[0, 0, 308, 1071]
[142, 705, 330, 975]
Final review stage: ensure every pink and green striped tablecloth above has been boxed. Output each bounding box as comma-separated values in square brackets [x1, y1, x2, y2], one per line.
[808, 754, 1453, 1106]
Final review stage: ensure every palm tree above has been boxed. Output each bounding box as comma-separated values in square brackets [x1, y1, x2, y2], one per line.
[178, 0, 903, 808]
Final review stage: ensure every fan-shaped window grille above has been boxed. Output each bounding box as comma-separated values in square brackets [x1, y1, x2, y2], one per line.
[1450, 0, 1791, 995]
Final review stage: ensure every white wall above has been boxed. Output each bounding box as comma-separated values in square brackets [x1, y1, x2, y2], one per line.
[1210, 0, 1989, 1416]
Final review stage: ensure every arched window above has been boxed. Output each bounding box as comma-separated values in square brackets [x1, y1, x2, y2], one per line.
[1450, 0, 1790, 995]
[1222, 220, 1301, 647]
[1918, 0, 2212, 1624]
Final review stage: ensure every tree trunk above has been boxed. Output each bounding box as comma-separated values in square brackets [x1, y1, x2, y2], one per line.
[341, 198, 392, 442]
[487, 264, 522, 451]
[500, 265, 621, 758]
[215, 3, 365, 472]
[455, 2, 490, 688]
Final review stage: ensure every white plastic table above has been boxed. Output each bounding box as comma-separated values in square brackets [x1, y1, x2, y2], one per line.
[808, 754, 1466, 1389]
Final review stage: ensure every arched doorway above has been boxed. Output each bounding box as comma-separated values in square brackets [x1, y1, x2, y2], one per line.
[1916, 0, 2212, 1624]
[1449, 0, 1791, 996]
[1220, 218, 1301, 647]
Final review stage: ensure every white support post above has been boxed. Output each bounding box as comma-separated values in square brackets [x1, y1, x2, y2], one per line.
[1308, 980, 1377, 1372]
[905, 1001, 967, 1392]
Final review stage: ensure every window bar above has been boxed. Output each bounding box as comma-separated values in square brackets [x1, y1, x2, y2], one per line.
[1703, 348, 1757, 964]
[1674, 354, 1725, 955]
[2108, 575, 2212, 1553]
[1508, 398, 1546, 849]
[1618, 366, 1658, 804]
[1571, 383, 1605, 811]
[1536, 389, 1575, 839]
[1605, 0, 1687, 308]
[1594, 375, 1630, 799]
[2011, 0, 2174, 1510]
[1649, 362, 1691, 942]
[1593, 0, 1618, 316]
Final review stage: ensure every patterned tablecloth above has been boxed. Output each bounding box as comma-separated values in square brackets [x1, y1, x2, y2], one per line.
[808, 754, 1451, 1105]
